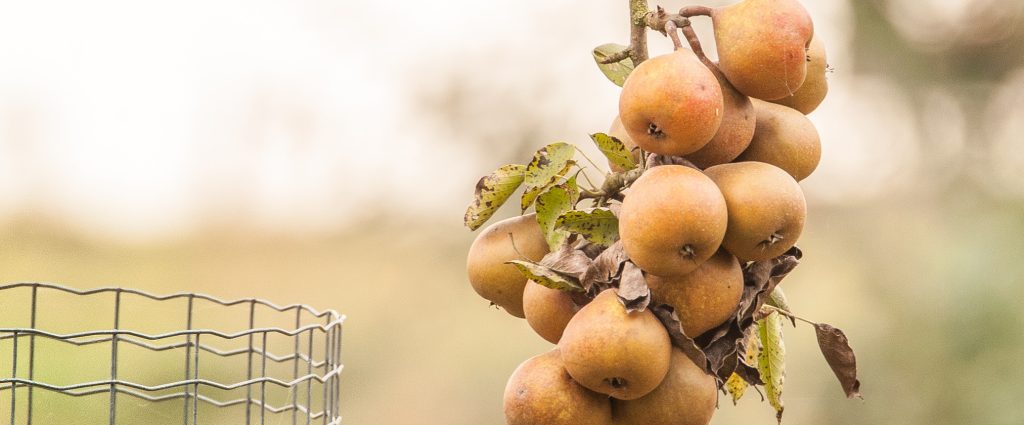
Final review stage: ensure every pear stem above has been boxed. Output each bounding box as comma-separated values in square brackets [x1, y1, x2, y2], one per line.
[679, 5, 713, 18]
[664, 20, 684, 50]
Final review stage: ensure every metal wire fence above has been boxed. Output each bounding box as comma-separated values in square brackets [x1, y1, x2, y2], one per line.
[0, 283, 345, 424]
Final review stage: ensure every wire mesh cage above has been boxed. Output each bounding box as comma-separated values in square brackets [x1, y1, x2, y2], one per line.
[0, 283, 344, 424]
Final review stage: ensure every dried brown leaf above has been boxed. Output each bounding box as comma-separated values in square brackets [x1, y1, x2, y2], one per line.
[582, 240, 628, 290]
[651, 304, 709, 374]
[539, 242, 592, 282]
[616, 261, 650, 312]
[815, 323, 863, 400]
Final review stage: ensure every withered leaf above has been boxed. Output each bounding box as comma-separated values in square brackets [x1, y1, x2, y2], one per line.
[651, 304, 709, 374]
[590, 133, 637, 171]
[539, 242, 593, 282]
[556, 208, 619, 247]
[521, 142, 575, 212]
[507, 260, 583, 292]
[582, 240, 628, 290]
[725, 373, 748, 405]
[535, 186, 573, 251]
[592, 43, 635, 87]
[463, 164, 526, 230]
[758, 311, 786, 424]
[615, 261, 649, 312]
[815, 323, 862, 400]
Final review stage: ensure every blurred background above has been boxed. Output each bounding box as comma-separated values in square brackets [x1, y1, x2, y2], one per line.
[1, 0, 1023, 423]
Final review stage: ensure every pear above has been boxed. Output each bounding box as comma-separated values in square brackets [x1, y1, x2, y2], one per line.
[559, 289, 672, 400]
[735, 99, 821, 181]
[613, 349, 718, 425]
[704, 162, 806, 262]
[684, 65, 756, 169]
[466, 214, 549, 317]
[618, 49, 724, 156]
[504, 349, 614, 425]
[523, 281, 580, 344]
[647, 250, 744, 337]
[711, 0, 814, 100]
[608, 115, 641, 173]
[771, 33, 828, 114]
[619, 165, 728, 277]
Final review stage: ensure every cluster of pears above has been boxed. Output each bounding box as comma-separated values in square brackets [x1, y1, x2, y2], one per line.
[466, 0, 828, 423]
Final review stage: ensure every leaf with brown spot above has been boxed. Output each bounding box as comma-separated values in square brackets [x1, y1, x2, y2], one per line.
[535, 186, 573, 251]
[590, 133, 636, 171]
[463, 164, 526, 230]
[725, 373, 748, 405]
[521, 142, 575, 212]
[592, 43, 635, 87]
[815, 323, 863, 400]
[615, 261, 649, 312]
[758, 311, 786, 424]
[507, 260, 583, 292]
[556, 208, 619, 247]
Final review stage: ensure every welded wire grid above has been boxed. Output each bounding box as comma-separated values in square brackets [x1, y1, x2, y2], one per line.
[0, 282, 344, 424]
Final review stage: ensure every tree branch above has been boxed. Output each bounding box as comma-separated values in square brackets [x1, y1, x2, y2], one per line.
[629, 0, 650, 65]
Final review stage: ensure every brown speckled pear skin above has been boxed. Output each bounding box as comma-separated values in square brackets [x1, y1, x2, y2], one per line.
[523, 281, 580, 344]
[618, 49, 724, 156]
[504, 349, 613, 425]
[736, 99, 821, 181]
[685, 65, 757, 169]
[704, 162, 806, 262]
[619, 165, 728, 277]
[612, 349, 718, 425]
[770, 33, 828, 114]
[466, 214, 549, 318]
[558, 289, 672, 401]
[646, 250, 744, 337]
[608, 115, 641, 173]
[712, 0, 814, 101]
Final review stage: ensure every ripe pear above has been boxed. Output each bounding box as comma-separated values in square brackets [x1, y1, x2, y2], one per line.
[704, 162, 806, 262]
[646, 250, 743, 337]
[619, 165, 728, 277]
[712, 0, 814, 100]
[735, 99, 821, 181]
[559, 289, 672, 400]
[771, 33, 828, 114]
[684, 65, 756, 169]
[612, 349, 717, 425]
[619, 49, 724, 156]
[608, 115, 641, 173]
[466, 214, 549, 318]
[523, 281, 580, 344]
[504, 349, 614, 425]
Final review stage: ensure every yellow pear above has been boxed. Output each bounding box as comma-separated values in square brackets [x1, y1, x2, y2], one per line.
[771, 33, 828, 114]
[613, 349, 718, 425]
[619, 165, 728, 277]
[504, 349, 614, 425]
[559, 289, 672, 400]
[523, 281, 580, 344]
[619, 49, 723, 156]
[735, 99, 821, 181]
[647, 250, 744, 337]
[704, 162, 806, 261]
[466, 214, 549, 317]
[712, 0, 814, 100]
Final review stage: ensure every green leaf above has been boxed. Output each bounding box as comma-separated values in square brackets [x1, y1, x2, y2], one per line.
[758, 311, 786, 424]
[507, 260, 584, 292]
[767, 286, 796, 327]
[592, 43, 635, 87]
[521, 142, 576, 211]
[590, 133, 636, 171]
[464, 164, 526, 230]
[535, 186, 573, 251]
[556, 208, 619, 247]
[562, 173, 580, 205]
